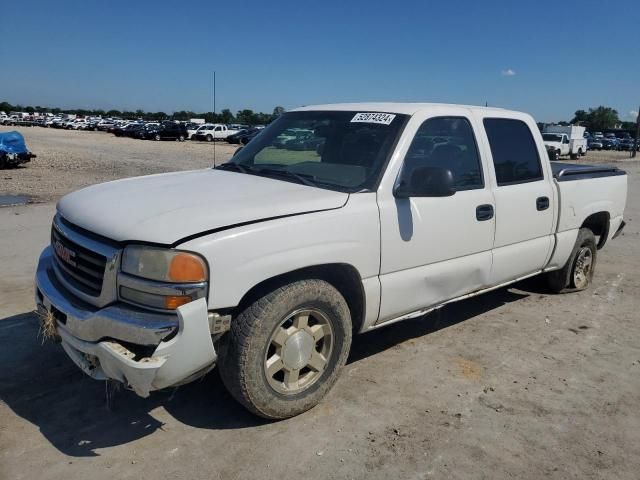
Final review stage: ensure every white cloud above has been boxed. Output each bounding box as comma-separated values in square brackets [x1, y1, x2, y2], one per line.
[501, 68, 516, 77]
[629, 110, 638, 118]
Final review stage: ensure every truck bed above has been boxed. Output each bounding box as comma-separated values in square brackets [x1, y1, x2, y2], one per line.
[552, 162, 627, 238]
[551, 162, 626, 182]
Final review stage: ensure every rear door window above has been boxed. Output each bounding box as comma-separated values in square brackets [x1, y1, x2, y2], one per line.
[483, 118, 543, 186]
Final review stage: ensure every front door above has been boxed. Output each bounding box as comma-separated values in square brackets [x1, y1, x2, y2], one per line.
[377, 112, 496, 323]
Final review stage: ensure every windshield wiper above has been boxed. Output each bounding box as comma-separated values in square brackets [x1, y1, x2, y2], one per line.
[215, 162, 248, 173]
[216, 163, 322, 188]
[249, 167, 319, 188]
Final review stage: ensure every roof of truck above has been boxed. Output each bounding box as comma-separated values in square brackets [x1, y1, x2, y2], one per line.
[292, 102, 511, 115]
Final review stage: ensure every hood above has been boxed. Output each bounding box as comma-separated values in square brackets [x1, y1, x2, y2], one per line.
[543, 141, 562, 148]
[57, 169, 348, 245]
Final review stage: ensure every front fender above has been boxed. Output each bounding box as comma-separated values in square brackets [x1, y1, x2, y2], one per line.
[179, 193, 381, 311]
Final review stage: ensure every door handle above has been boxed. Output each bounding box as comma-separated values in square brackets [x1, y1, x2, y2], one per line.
[536, 196, 550, 211]
[476, 204, 494, 221]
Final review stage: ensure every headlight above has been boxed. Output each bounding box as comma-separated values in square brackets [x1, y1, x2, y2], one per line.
[120, 246, 208, 311]
[122, 245, 207, 282]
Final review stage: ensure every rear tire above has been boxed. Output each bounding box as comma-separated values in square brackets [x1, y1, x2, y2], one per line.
[546, 228, 597, 293]
[154, 134, 161, 141]
[178, 135, 185, 142]
[218, 279, 352, 419]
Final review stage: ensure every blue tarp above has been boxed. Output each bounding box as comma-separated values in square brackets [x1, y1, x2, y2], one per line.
[0, 131, 29, 154]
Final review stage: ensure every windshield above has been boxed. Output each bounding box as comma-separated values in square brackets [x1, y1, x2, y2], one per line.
[220, 111, 408, 192]
[542, 134, 563, 142]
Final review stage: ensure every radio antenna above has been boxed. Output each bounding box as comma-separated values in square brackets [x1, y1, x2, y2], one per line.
[213, 70, 217, 167]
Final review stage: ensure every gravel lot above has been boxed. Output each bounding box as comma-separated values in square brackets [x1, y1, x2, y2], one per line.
[1, 126, 639, 480]
[0, 126, 236, 202]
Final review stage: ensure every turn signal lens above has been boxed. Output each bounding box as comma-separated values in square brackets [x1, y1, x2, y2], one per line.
[168, 253, 207, 282]
[164, 295, 193, 310]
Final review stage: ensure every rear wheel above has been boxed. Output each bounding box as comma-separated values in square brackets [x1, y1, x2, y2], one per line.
[218, 279, 352, 419]
[154, 134, 161, 141]
[178, 135, 185, 142]
[546, 228, 597, 292]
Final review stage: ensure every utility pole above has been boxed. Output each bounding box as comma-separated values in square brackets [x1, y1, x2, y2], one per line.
[633, 105, 639, 159]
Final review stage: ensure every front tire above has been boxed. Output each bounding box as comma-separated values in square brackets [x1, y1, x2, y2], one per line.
[218, 279, 352, 419]
[154, 134, 161, 141]
[546, 228, 597, 293]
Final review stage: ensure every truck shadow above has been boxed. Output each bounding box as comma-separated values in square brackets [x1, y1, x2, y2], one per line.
[0, 283, 536, 457]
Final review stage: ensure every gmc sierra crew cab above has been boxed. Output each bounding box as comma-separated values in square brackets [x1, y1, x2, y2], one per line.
[35, 103, 627, 419]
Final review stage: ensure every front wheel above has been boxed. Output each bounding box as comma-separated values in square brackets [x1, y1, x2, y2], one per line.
[546, 228, 597, 292]
[218, 279, 352, 419]
[154, 134, 161, 141]
[206, 134, 213, 142]
[178, 135, 185, 142]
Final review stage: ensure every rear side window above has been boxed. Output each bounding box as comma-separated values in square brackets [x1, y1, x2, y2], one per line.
[483, 118, 543, 186]
[404, 117, 483, 190]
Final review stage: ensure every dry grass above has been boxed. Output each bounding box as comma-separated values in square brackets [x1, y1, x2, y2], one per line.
[36, 308, 59, 343]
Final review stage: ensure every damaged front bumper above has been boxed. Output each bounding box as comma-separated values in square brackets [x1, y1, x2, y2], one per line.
[35, 247, 217, 397]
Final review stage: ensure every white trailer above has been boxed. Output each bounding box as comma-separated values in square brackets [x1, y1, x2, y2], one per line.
[542, 125, 588, 159]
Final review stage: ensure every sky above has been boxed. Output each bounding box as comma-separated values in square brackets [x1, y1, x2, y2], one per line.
[1, 0, 639, 123]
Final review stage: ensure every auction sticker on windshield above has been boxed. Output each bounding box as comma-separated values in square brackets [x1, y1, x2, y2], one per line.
[351, 112, 396, 125]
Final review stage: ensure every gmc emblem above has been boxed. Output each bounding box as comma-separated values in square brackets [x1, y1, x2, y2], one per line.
[54, 240, 76, 267]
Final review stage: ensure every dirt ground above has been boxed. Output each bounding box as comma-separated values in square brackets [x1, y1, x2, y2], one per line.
[1, 126, 639, 480]
[0, 126, 237, 202]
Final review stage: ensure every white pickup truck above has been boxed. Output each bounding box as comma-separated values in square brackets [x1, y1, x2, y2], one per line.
[191, 123, 240, 142]
[542, 125, 588, 160]
[35, 103, 627, 419]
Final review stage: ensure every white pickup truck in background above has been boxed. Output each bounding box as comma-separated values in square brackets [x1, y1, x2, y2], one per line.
[191, 123, 240, 141]
[35, 103, 627, 419]
[542, 125, 588, 160]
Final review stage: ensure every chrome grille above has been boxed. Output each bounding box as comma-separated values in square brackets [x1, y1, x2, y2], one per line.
[51, 225, 107, 296]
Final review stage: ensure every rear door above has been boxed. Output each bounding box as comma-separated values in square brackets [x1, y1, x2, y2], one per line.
[477, 115, 555, 284]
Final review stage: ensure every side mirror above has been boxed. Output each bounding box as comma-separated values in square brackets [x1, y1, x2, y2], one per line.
[233, 146, 244, 157]
[394, 165, 455, 198]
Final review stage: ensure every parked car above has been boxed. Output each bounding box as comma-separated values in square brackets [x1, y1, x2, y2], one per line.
[137, 122, 187, 141]
[239, 129, 263, 145]
[226, 128, 260, 144]
[35, 103, 627, 419]
[186, 123, 202, 139]
[113, 123, 144, 137]
[96, 120, 115, 131]
[192, 124, 240, 141]
[69, 119, 89, 130]
[0, 131, 36, 168]
[601, 138, 618, 150]
[589, 138, 604, 150]
[617, 139, 636, 151]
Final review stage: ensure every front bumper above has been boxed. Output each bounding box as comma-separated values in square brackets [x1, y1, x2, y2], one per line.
[35, 247, 217, 397]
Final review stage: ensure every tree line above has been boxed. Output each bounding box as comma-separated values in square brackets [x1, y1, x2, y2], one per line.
[2, 100, 636, 131]
[0, 101, 286, 126]
[569, 106, 637, 132]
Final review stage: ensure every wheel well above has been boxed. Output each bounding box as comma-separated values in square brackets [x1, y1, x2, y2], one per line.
[234, 264, 366, 333]
[581, 211, 610, 249]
